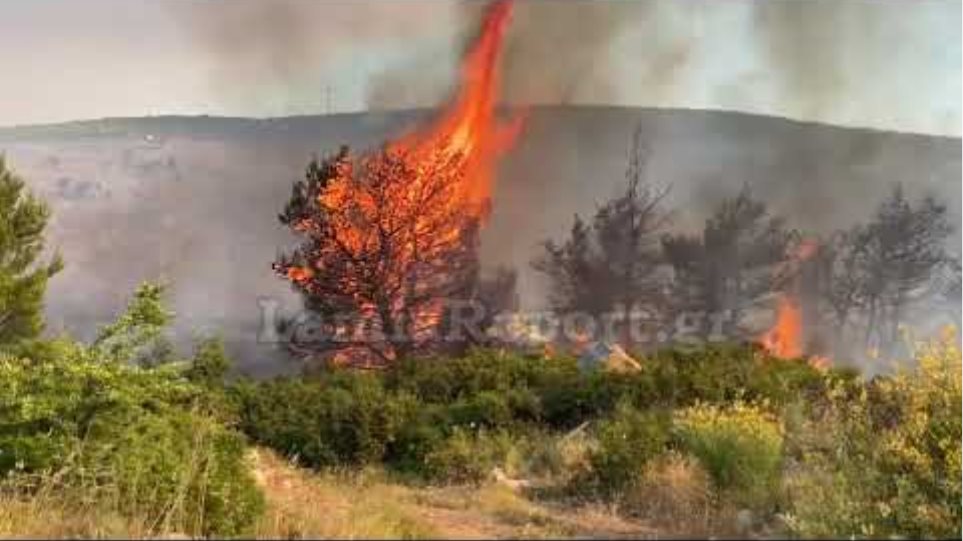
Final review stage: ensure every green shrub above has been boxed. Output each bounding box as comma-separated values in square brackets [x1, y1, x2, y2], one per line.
[786, 334, 962, 539]
[0, 349, 263, 537]
[673, 401, 784, 509]
[385, 349, 575, 404]
[234, 369, 420, 469]
[421, 428, 514, 484]
[0, 284, 265, 537]
[81, 409, 264, 537]
[641, 343, 830, 409]
[585, 401, 670, 496]
[385, 404, 449, 475]
[448, 390, 514, 429]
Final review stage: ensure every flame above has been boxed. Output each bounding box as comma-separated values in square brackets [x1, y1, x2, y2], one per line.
[760, 295, 803, 358]
[758, 238, 830, 370]
[392, 0, 525, 214]
[278, 0, 521, 363]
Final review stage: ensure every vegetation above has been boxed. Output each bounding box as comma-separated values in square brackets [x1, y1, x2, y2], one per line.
[533, 127, 670, 322]
[673, 401, 784, 509]
[0, 284, 263, 537]
[0, 126, 957, 539]
[784, 330, 962, 539]
[0, 157, 62, 345]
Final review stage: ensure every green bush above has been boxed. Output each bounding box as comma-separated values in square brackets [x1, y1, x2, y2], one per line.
[386, 403, 449, 475]
[541, 369, 643, 428]
[584, 401, 670, 496]
[234, 370, 417, 469]
[236, 343, 840, 489]
[0, 284, 265, 537]
[673, 401, 784, 509]
[641, 343, 832, 409]
[80, 408, 264, 537]
[421, 427, 514, 484]
[785, 334, 962, 539]
[448, 390, 514, 429]
[386, 348, 578, 406]
[0, 347, 264, 537]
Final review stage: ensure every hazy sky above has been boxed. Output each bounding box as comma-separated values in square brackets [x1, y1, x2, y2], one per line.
[1, 0, 959, 136]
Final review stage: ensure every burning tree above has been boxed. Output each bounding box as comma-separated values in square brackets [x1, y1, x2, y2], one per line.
[273, 0, 523, 365]
[275, 145, 482, 363]
[756, 184, 955, 363]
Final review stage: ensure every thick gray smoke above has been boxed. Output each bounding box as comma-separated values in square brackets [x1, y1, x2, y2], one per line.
[165, 0, 959, 136]
[166, 0, 459, 114]
[366, 0, 959, 136]
[365, 1, 657, 109]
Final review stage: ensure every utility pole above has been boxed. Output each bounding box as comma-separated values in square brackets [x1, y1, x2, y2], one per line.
[323, 85, 333, 115]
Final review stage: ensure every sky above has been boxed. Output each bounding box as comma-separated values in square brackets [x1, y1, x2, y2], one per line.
[0, 0, 959, 136]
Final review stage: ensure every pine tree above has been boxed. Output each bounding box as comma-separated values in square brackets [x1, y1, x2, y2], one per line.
[662, 185, 793, 338]
[273, 145, 483, 363]
[854, 185, 952, 349]
[0, 157, 62, 345]
[533, 126, 670, 340]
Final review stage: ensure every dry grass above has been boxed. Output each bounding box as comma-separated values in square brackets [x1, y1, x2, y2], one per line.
[0, 490, 151, 539]
[619, 451, 752, 539]
[0, 448, 667, 540]
[250, 449, 436, 539]
[252, 446, 657, 540]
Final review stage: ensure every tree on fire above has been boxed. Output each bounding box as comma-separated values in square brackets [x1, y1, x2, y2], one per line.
[662, 185, 794, 339]
[274, 145, 489, 363]
[532, 128, 670, 332]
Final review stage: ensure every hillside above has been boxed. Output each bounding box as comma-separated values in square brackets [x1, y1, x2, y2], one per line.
[0, 106, 958, 374]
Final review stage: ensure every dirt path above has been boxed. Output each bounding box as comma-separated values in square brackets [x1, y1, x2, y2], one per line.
[249, 448, 659, 539]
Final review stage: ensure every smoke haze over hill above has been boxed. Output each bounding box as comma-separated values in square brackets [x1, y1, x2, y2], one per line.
[0, 107, 958, 374]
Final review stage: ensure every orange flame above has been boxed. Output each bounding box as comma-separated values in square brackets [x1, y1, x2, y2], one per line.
[277, 0, 521, 364]
[392, 0, 524, 214]
[760, 295, 803, 358]
[759, 238, 830, 370]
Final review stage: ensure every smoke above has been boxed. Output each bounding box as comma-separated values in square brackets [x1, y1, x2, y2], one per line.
[163, 0, 959, 136]
[167, 0, 460, 114]
[500, 1, 654, 106]
[365, 0, 661, 110]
